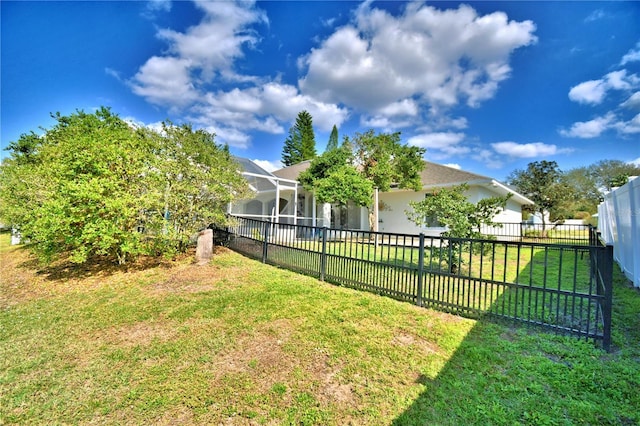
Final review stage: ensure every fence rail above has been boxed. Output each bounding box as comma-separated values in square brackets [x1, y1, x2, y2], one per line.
[214, 217, 613, 351]
[480, 221, 593, 244]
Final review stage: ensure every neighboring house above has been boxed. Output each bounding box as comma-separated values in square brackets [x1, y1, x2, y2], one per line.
[230, 158, 534, 237]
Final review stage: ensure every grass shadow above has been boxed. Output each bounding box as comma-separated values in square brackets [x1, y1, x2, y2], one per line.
[14, 247, 217, 282]
[391, 250, 640, 425]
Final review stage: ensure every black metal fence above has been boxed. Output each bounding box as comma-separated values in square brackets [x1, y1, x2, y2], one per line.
[214, 217, 613, 351]
[480, 222, 593, 244]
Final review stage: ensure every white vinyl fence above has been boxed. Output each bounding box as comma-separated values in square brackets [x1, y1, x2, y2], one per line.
[598, 177, 640, 287]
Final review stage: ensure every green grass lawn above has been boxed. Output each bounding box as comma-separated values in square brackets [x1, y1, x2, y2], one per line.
[1, 232, 639, 425]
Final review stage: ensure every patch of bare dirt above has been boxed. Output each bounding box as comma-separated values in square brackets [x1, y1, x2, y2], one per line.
[392, 330, 442, 355]
[145, 247, 253, 296]
[0, 247, 49, 307]
[208, 319, 296, 382]
[0, 246, 248, 306]
[198, 318, 359, 410]
[101, 320, 180, 348]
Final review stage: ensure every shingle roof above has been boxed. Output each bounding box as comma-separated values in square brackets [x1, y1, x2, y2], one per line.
[272, 160, 312, 181]
[271, 159, 532, 205]
[272, 160, 492, 187]
[418, 161, 492, 187]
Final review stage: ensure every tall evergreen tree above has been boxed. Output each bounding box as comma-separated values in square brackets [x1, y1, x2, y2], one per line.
[281, 110, 316, 166]
[326, 124, 339, 152]
[281, 126, 302, 166]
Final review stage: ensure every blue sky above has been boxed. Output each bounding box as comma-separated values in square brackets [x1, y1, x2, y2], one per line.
[2, 1, 639, 180]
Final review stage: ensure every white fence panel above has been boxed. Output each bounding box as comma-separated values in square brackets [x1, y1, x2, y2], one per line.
[598, 177, 640, 287]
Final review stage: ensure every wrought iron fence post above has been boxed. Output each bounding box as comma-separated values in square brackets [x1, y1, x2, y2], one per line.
[320, 226, 328, 281]
[262, 220, 270, 264]
[417, 233, 425, 307]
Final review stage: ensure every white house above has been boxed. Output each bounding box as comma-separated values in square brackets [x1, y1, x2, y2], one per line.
[230, 158, 534, 237]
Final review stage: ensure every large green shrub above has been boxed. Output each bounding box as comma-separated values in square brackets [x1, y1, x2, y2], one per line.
[0, 108, 248, 264]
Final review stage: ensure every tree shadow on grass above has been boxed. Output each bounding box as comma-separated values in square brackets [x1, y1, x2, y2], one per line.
[15, 246, 213, 282]
[391, 248, 639, 425]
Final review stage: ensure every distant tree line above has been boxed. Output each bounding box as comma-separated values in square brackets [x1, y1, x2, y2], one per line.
[508, 159, 640, 227]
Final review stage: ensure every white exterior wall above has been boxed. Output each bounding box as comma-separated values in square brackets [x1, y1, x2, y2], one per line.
[378, 191, 429, 235]
[379, 186, 524, 236]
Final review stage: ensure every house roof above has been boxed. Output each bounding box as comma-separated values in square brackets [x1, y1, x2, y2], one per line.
[272, 160, 313, 181]
[417, 161, 492, 187]
[273, 160, 492, 187]
[416, 162, 533, 206]
[271, 159, 533, 205]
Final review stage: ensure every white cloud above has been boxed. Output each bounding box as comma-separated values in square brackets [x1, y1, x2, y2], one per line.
[252, 159, 282, 173]
[185, 82, 349, 147]
[127, 1, 350, 149]
[560, 113, 616, 138]
[568, 79, 608, 105]
[203, 125, 251, 149]
[473, 149, 503, 169]
[621, 91, 640, 110]
[443, 163, 461, 170]
[407, 132, 470, 158]
[613, 113, 640, 135]
[621, 42, 640, 66]
[142, 0, 171, 19]
[129, 1, 267, 109]
[568, 70, 639, 105]
[359, 99, 420, 130]
[129, 56, 199, 109]
[125, 1, 538, 152]
[299, 2, 536, 115]
[584, 9, 606, 23]
[561, 112, 640, 138]
[491, 141, 572, 158]
[157, 1, 267, 80]
[630, 157, 640, 167]
[565, 42, 640, 142]
[104, 67, 122, 81]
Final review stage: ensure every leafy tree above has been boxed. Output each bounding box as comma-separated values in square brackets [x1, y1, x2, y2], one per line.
[314, 165, 374, 208]
[299, 147, 373, 207]
[326, 124, 339, 152]
[0, 108, 248, 265]
[507, 160, 571, 235]
[300, 130, 425, 231]
[348, 130, 425, 229]
[5, 131, 43, 163]
[406, 184, 510, 240]
[0, 108, 155, 264]
[560, 167, 602, 216]
[591, 159, 640, 191]
[406, 184, 510, 272]
[140, 122, 249, 256]
[299, 146, 352, 189]
[348, 130, 424, 192]
[281, 110, 316, 166]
